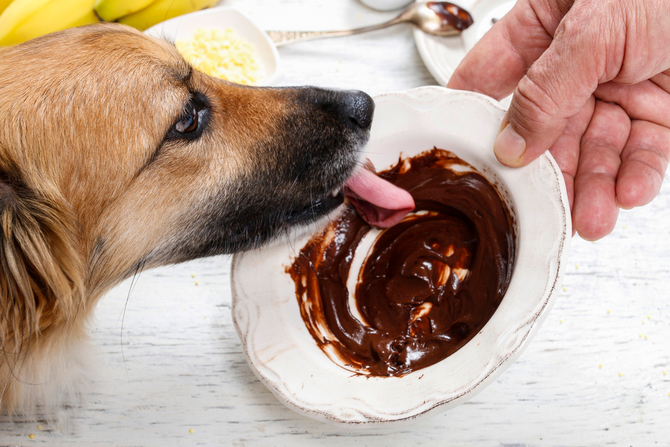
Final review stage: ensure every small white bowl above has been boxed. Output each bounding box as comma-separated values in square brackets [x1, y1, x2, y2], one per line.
[231, 86, 571, 427]
[360, 0, 413, 11]
[144, 7, 281, 86]
[461, 0, 516, 53]
[413, 0, 517, 108]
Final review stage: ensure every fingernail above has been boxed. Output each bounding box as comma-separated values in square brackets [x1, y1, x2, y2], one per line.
[494, 123, 526, 166]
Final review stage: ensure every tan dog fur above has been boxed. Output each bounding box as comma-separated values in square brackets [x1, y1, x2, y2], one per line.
[0, 23, 372, 415]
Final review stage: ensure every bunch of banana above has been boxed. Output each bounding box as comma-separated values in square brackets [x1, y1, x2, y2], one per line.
[116, 0, 219, 31]
[0, 0, 98, 46]
[0, 0, 219, 46]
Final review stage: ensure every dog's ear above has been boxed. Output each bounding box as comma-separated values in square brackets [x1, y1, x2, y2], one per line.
[0, 158, 84, 356]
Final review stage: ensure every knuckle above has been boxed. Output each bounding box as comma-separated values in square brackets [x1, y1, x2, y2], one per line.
[512, 75, 562, 132]
[623, 144, 669, 174]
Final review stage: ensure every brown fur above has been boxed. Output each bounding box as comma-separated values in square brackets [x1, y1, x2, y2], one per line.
[0, 23, 372, 415]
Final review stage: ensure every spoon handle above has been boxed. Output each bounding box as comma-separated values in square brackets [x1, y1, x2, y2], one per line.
[266, 18, 402, 46]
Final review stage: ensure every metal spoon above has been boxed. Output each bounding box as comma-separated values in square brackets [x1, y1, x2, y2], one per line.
[266, 2, 474, 46]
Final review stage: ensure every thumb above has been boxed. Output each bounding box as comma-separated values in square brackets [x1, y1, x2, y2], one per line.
[494, 10, 605, 167]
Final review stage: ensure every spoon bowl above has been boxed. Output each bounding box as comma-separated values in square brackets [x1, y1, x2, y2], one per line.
[400, 1, 474, 36]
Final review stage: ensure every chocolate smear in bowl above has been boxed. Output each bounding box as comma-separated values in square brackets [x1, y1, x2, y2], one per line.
[287, 148, 516, 376]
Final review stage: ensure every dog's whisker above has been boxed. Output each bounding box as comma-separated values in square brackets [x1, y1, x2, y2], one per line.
[309, 187, 315, 220]
[286, 229, 297, 258]
[289, 163, 309, 194]
[120, 259, 146, 384]
[162, 0, 179, 30]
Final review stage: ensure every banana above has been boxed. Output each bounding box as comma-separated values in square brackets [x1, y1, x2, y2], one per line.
[94, 0, 156, 22]
[118, 0, 219, 31]
[0, 0, 14, 16]
[0, 0, 98, 46]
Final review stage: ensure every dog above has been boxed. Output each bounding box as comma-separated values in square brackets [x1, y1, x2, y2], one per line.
[0, 22, 374, 416]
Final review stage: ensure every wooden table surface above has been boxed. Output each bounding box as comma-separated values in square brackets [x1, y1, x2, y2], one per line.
[1, 0, 669, 446]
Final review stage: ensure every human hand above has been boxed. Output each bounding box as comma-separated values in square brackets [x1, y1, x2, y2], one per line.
[447, 0, 670, 240]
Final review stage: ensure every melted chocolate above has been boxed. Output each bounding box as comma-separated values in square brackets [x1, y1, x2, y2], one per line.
[427, 2, 474, 32]
[287, 149, 515, 376]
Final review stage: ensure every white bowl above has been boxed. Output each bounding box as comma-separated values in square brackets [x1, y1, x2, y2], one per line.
[231, 86, 571, 427]
[144, 7, 281, 86]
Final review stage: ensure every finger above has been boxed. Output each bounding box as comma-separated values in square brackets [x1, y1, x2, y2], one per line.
[495, 2, 620, 167]
[447, 0, 569, 100]
[595, 80, 670, 128]
[650, 71, 670, 92]
[548, 95, 596, 212]
[572, 101, 631, 241]
[616, 120, 670, 209]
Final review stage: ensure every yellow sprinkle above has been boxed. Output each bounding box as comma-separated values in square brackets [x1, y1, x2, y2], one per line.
[607, 310, 610, 314]
[618, 373, 622, 377]
[647, 315, 651, 320]
[642, 321, 645, 325]
[37, 425, 42, 430]
[639, 334, 642, 338]
[623, 225, 627, 229]
[562, 286, 567, 291]
[664, 371, 667, 375]
[599, 364, 602, 369]
[644, 335, 648, 339]
[195, 281, 199, 286]
[29, 434, 35, 439]
[559, 319, 563, 324]
[189, 429, 194, 434]
[575, 265, 579, 269]
[191, 274, 195, 278]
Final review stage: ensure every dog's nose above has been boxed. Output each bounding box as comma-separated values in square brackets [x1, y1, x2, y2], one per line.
[342, 90, 375, 130]
[294, 87, 375, 130]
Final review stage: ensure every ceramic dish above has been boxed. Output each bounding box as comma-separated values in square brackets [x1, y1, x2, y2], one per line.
[231, 86, 570, 427]
[144, 7, 281, 86]
[414, 0, 515, 87]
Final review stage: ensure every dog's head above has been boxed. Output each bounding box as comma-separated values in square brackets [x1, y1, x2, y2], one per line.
[0, 23, 372, 410]
[0, 23, 372, 294]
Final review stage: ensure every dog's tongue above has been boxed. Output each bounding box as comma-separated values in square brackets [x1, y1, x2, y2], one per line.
[342, 168, 415, 228]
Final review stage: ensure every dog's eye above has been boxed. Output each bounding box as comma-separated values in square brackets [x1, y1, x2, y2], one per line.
[176, 103, 198, 134]
[168, 94, 210, 141]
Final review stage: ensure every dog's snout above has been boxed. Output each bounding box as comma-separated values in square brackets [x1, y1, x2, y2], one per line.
[342, 91, 375, 130]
